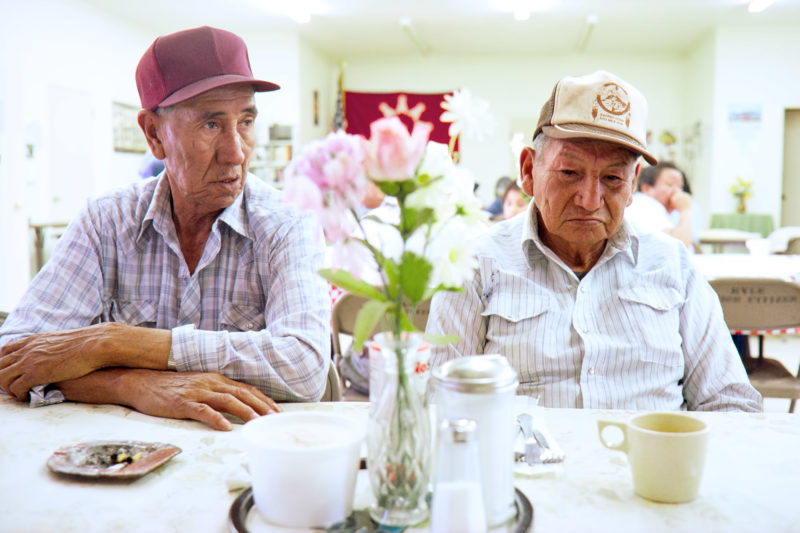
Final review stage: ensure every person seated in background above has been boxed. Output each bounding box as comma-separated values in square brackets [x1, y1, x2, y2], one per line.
[483, 175, 512, 218]
[0, 26, 332, 430]
[625, 162, 694, 248]
[498, 181, 529, 220]
[426, 70, 760, 412]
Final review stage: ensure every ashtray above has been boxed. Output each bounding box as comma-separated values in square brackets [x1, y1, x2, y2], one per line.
[228, 486, 533, 532]
[47, 440, 181, 479]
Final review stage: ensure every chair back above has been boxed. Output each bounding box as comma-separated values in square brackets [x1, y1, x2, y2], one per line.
[709, 278, 800, 332]
[320, 361, 342, 402]
[330, 293, 431, 357]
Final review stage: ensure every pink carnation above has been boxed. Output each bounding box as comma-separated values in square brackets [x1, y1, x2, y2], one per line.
[364, 117, 432, 182]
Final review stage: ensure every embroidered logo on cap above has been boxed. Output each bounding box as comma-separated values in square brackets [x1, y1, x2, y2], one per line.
[592, 82, 631, 127]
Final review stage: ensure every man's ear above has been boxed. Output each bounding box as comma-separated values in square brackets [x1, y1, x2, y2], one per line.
[627, 161, 643, 207]
[138, 110, 166, 159]
[519, 147, 536, 197]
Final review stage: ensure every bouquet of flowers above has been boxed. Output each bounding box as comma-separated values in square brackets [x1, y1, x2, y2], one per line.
[283, 89, 490, 352]
[728, 176, 753, 213]
[283, 89, 492, 525]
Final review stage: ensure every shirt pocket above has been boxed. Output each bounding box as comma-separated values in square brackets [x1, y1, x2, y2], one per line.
[219, 302, 265, 332]
[481, 294, 552, 323]
[111, 299, 158, 328]
[617, 283, 684, 367]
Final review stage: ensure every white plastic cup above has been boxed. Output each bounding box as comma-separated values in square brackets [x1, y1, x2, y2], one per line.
[242, 411, 366, 527]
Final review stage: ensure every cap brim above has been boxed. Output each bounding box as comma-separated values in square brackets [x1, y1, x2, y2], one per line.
[543, 124, 657, 166]
[157, 74, 280, 109]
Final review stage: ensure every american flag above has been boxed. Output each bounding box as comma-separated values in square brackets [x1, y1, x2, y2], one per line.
[331, 69, 346, 131]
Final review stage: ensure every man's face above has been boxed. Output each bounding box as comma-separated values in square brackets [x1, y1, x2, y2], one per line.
[642, 168, 684, 212]
[521, 138, 639, 253]
[154, 85, 258, 219]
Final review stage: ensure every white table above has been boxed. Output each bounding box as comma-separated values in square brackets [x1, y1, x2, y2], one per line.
[693, 253, 800, 284]
[698, 228, 762, 253]
[1, 395, 799, 533]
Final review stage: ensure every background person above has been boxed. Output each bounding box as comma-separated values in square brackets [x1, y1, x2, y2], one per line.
[0, 26, 331, 430]
[499, 181, 528, 220]
[426, 71, 760, 412]
[625, 161, 694, 248]
[483, 175, 512, 218]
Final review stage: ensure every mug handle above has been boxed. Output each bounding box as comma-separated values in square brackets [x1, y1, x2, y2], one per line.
[597, 419, 628, 453]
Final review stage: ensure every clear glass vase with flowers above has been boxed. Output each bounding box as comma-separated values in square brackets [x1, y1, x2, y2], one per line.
[283, 90, 491, 526]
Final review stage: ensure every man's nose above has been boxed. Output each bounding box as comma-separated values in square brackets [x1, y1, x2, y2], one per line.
[574, 176, 603, 210]
[217, 127, 246, 165]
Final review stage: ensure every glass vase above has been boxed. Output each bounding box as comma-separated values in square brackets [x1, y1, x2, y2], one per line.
[367, 333, 431, 527]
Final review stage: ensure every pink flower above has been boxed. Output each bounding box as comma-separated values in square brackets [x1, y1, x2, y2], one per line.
[283, 173, 323, 212]
[363, 117, 432, 182]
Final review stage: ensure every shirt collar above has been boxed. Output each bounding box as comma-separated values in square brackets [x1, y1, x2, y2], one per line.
[137, 175, 250, 243]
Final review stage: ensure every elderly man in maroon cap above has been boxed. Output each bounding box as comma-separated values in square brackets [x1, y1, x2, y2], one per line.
[428, 71, 761, 412]
[0, 27, 331, 430]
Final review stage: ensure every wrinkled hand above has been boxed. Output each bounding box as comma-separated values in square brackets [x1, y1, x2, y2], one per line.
[113, 369, 280, 431]
[0, 326, 110, 400]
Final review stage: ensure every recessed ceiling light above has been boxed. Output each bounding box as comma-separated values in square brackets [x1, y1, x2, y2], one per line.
[748, 0, 778, 13]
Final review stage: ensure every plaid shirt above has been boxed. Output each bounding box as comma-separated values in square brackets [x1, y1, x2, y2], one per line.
[0, 175, 331, 402]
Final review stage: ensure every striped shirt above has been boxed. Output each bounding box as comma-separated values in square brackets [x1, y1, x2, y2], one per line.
[427, 204, 761, 412]
[0, 175, 331, 402]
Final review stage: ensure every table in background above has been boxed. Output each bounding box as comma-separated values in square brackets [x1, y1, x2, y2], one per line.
[698, 228, 762, 253]
[693, 253, 800, 284]
[710, 212, 775, 237]
[2, 395, 799, 532]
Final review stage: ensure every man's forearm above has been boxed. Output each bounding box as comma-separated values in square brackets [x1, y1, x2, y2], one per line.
[99, 323, 173, 370]
[56, 368, 132, 406]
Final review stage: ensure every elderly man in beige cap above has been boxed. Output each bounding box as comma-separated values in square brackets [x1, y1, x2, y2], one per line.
[428, 71, 761, 412]
[0, 27, 331, 429]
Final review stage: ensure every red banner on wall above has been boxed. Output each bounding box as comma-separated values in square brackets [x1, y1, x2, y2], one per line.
[343, 91, 454, 147]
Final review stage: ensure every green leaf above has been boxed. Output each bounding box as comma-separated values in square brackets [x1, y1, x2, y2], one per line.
[318, 268, 385, 301]
[420, 332, 461, 346]
[399, 251, 432, 304]
[400, 206, 435, 236]
[353, 300, 393, 351]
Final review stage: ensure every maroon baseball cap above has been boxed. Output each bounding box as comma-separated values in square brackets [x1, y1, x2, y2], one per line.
[136, 26, 280, 110]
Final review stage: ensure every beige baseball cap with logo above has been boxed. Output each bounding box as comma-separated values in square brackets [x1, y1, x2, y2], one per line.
[533, 70, 657, 165]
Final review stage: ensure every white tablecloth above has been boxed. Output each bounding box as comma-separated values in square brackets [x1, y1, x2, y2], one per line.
[2, 395, 799, 533]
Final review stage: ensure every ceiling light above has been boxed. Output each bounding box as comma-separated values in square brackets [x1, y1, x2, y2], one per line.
[748, 0, 778, 13]
[248, 0, 318, 23]
[399, 17, 431, 56]
[576, 14, 598, 53]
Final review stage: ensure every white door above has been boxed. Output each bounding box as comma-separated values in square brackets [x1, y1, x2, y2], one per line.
[781, 109, 800, 227]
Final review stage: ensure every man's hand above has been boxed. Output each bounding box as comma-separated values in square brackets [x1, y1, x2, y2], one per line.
[668, 190, 692, 213]
[0, 323, 171, 400]
[58, 369, 281, 431]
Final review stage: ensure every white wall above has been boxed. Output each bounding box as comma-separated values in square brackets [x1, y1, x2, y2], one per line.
[710, 25, 800, 221]
[341, 52, 686, 204]
[0, 0, 150, 311]
[683, 32, 717, 229]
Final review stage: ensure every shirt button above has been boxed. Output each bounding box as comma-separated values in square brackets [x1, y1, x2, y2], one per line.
[588, 367, 595, 375]
[247, 323, 255, 330]
[580, 286, 587, 293]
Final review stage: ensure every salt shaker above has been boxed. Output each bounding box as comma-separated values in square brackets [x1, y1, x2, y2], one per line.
[431, 418, 487, 533]
[430, 355, 519, 527]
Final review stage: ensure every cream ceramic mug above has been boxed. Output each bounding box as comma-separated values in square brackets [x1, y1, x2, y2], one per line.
[597, 412, 709, 503]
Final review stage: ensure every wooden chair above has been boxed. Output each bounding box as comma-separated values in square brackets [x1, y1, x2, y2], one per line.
[320, 361, 342, 402]
[709, 278, 800, 412]
[330, 292, 430, 360]
[330, 292, 431, 398]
